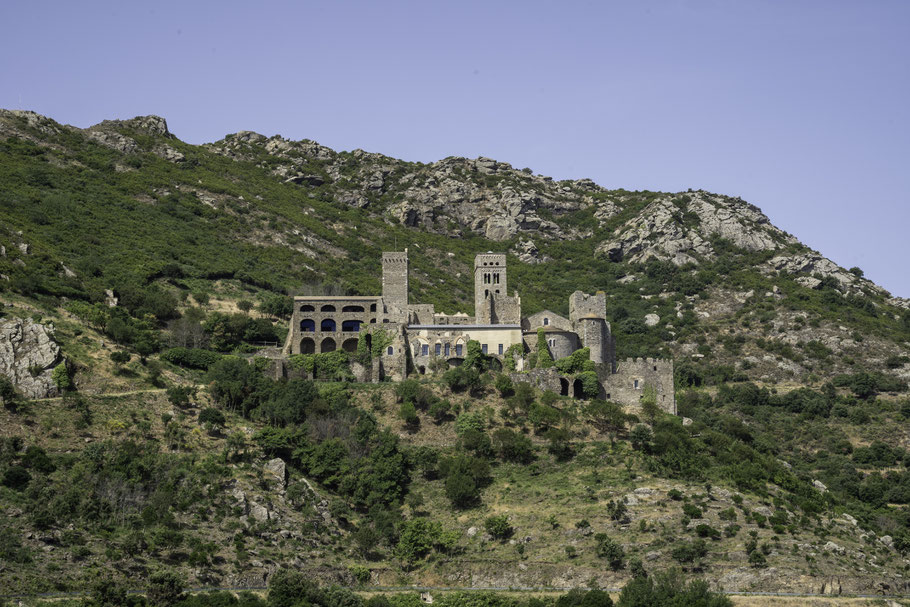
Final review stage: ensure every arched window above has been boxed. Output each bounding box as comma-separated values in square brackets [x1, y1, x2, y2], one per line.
[320, 319, 336, 332]
[342, 305, 364, 313]
[387, 346, 394, 355]
[300, 337, 316, 354]
[320, 304, 336, 312]
[341, 319, 361, 332]
[543, 317, 549, 326]
[341, 338, 358, 353]
[300, 319, 315, 332]
[370, 303, 377, 312]
[300, 304, 315, 312]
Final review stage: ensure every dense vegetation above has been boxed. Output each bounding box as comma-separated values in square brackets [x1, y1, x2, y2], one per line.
[2, 111, 910, 597]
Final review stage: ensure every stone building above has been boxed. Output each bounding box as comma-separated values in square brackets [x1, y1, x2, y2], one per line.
[284, 250, 675, 414]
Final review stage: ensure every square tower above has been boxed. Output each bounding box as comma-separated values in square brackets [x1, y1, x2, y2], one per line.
[474, 253, 507, 322]
[382, 250, 409, 309]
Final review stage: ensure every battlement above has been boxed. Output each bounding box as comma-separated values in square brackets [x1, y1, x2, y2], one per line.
[382, 252, 409, 265]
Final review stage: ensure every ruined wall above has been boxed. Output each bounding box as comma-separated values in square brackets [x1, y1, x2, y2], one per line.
[407, 304, 435, 325]
[605, 357, 676, 415]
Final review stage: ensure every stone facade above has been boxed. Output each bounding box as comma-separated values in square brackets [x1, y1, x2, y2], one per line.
[284, 250, 675, 414]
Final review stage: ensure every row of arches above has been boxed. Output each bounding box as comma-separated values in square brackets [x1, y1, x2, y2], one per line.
[559, 377, 588, 399]
[299, 335, 366, 354]
[300, 319, 365, 332]
[299, 304, 376, 313]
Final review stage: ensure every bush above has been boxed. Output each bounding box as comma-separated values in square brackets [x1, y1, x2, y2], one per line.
[670, 539, 708, 564]
[484, 514, 513, 540]
[618, 570, 732, 606]
[147, 570, 184, 607]
[682, 503, 702, 519]
[2, 465, 30, 490]
[399, 401, 419, 429]
[444, 366, 481, 394]
[594, 533, 625, 570]
[494, 374, 514, 397]
[455, 411, 486, 435]
[695, 524, 721, 540]
[198, 407, 226, 432]
[161, 347, 222, 370]
[492, 428, 534, 463]
[429, 399, 451, 424]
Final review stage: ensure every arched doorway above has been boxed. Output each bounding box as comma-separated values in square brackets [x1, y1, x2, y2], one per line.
[300, 338, 316, 354]
[447, 358, 464, 368]
[341, 338, 358, 353]
[341, 319, 361, 332]
[321, 338, 336, 353]
[573, 378, 585, 399]
[559, 377, 569, 396]
[320, 319, 336, 332]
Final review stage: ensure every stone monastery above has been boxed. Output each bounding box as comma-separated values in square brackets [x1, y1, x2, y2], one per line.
[283, 250, 675, 414]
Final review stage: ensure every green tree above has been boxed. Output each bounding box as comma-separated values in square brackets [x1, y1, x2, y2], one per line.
[51, 362, 71, 392]
[594, 533, 625, 570]
[146, 571, 184, 607]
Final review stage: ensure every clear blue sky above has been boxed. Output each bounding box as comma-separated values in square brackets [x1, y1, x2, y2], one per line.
[3, 1, 908, 296]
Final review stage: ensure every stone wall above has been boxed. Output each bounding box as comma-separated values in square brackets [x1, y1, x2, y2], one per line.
[604, 357, 676, 414]
[382, 250, 409, 310]
[569, 290, 606, 324]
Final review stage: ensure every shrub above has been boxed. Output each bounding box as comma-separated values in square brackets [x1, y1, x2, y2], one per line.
[455, 411, 486, 435]
[695, 524, 721, 540]
[492, 428, 534, 463]
[495, 374, 514, 397]
[444, 366, 481, 393]
[166, 385, 196, 408]
[51, 362, 71, 391]
[2, 466, 30, 490]
[399, 401, 419, 429]
[670, 538, 708, 564]
[429, 399, 451, 424]
[594, 533, 625, 570]
[484, 515, 513, 540]
[161, 347, 222, 370]
[682, 503, 702, 519]
[198, 407, 226, 432]
[147, 570, 184, 607]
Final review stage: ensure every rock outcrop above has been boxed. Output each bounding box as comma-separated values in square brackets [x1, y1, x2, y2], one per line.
[596, 191, 795, 265]
[0, 318, 61, 399]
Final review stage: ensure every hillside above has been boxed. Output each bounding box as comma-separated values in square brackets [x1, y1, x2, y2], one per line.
[1, 109, 910, 600]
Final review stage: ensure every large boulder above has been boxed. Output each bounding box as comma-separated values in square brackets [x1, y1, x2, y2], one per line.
[0, 318, 61, 399]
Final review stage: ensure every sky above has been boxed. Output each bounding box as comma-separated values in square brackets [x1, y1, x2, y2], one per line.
[2, 1, 909, 296]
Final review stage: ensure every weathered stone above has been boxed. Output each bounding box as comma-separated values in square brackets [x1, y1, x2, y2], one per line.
[0, 318, 61, 399]
[813, 479, 828, 492]
[249, 503, 270, 522]
[265, 458, 287, 487]
[466, 526, 478, 537]
[17, 243, 29, 255]
[644, 313, 660, 327]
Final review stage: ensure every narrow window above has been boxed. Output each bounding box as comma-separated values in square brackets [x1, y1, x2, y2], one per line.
[498, 344, 503, 355]
[435, 343, 441, 356]
[633, 379, 639, 389]
[387, 346, 394, 356]
[653, 366, 657, 371]
[422, 344, 429, 356]
[493, 273, 500, 284]
[481, 344, 488, 354]
[455, 344, 463, 356]
[445, 343, 451, 356]
[543, 317, 549, 326]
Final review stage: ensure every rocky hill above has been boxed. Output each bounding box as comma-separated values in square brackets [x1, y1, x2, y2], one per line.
[1, 110, 910, 599]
